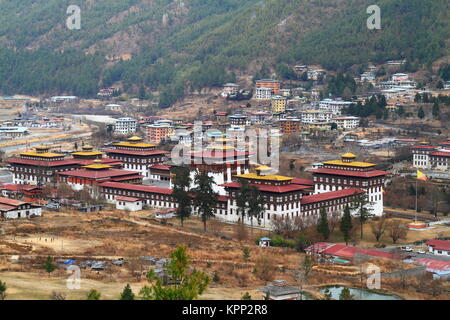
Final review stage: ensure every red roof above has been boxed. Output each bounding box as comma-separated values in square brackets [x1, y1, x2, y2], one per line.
[6, 158, 80, 167]
[291, 178, 314, 186]
[221, 182, 309, 193]
[189, 150, 249, 159]
[307, 242, 403, 260]
[149, 164, 172, 171]
[116, 196, 141, 202]
[105, 149, 169, 156]
[0, 204, 17, 211]
[0, 196, 27, 206]
[301, 188, 365, 205]
[76, 158, 123, 166]
[430, 151, 450, 157]
[99, 182, 173, 195]
[58, 168, 142, 180]
[412, 146, 436, 150]
[414, 258, 450, 271]
[0, 184, 40, 192]
[310, 168, 388, 178]
[111, 175, 144, 182]
[426, 240, 450, 251]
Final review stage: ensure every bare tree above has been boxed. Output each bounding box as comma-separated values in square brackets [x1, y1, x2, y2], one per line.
[370, 216, 388, 242]
[387, 219, 408, 244]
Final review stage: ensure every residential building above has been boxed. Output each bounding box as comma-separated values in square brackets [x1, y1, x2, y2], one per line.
[0, 127, 28, 139]
[300, 110, 334, 124]
[331, 116, 360, 130]
[255, 79, 281, 95]
[144, 122, 174, 144]
[426, 240, 450, 257]
[222, 83, 240, 97]
[0, 197, 42, 219]
[228, 114, 248, 127]
[307, 69, 326, 81]
[319, 99, 354, 115]
[271, 96, 287, 113]
[279, 118, 301, 134]
[114, 117, 137, 135]
[255, 87, 273, 100]
[115, 196, 143, 212]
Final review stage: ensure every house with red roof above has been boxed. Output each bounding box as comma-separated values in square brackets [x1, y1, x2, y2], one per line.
[115, 196, 143, 212]
[0, 196, 41, 219]
[426, 240, 450, 257]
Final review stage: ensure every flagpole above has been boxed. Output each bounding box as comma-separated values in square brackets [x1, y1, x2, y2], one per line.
[415, 177, 418, 222]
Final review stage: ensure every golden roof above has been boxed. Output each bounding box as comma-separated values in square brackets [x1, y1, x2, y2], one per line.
[114, 142, 156, 148]
[255, 165, 273, 171]
[236, 173, 293, 181]
[83, 164, 112, 170]
[72, 151, 103, 156]
[20, 151, 63, 158]
[127, 136, 144, 142]
[341, 153, 357, 158]
[324, 160, 375, 168]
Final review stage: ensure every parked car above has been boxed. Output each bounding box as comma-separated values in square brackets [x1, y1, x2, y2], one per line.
[112, 258, 125, 266]
[405, 247, 413, 252]
[417, 249, 426, 254]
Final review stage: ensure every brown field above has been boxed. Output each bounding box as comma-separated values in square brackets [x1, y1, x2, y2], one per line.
[1, 209, 449, 300]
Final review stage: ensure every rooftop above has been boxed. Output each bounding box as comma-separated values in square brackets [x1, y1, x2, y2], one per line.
[301, 188, 365, 205]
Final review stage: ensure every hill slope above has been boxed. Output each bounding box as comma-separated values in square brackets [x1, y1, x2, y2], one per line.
[0, 0, 448, 100]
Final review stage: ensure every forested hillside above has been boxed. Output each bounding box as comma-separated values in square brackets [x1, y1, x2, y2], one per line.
[0, 0, 448, 103]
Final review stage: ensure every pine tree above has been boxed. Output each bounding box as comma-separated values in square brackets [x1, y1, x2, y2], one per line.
[432, 102, 440, 118]
[418, 106, 425, 119]
[352, 194, 374, 239]
[0, 280, 6, 300]
[339, 287, 354, 300]
[191, 171, 218, 231]
[120, 284, 135, 300]
[172, 166, 192, 227]
[241, 292, 252, 300]
[317, 208, 330, 240]
[340, 205, 353, 245]
[43, 256, 56, 276]
[86, 289, 101, 300]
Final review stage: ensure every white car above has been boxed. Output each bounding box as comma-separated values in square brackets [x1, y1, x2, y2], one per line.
[417, 250, 426, 254]
[405, 247, 413, 252]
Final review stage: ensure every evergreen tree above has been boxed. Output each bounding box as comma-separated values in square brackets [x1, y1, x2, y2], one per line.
[317, 208, 330, 240]
[352, 194, 374, 239]
[120, 284, 135, 300]
[432, 102, 440, 118]
[241, 292, 252, 300]
[140, 245, 209, 300]
[43, 256, 56, 276]
[339, 287, 354, 300]
[191, 171, 218, 231]
[417, 106, 425, 119]
[0, 280, 6, 300]
[86, 289, 101, 300]
[340, 205, 353, 245]
[322, 288, 332, 300]
[172, 166, 192, 227]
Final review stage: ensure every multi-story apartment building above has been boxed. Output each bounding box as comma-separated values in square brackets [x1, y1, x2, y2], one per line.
[255, 87, 273, 100]
[114, 117, 137, 135]
[271, 96, 288, 113]
[144, 122, 174, 144]
[279, 118, 302, 134]
[300, 110, 334, 124]
[255, 79, 281, 95]
[331, 116, 360, 130]
[319, 99, 354, 115]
